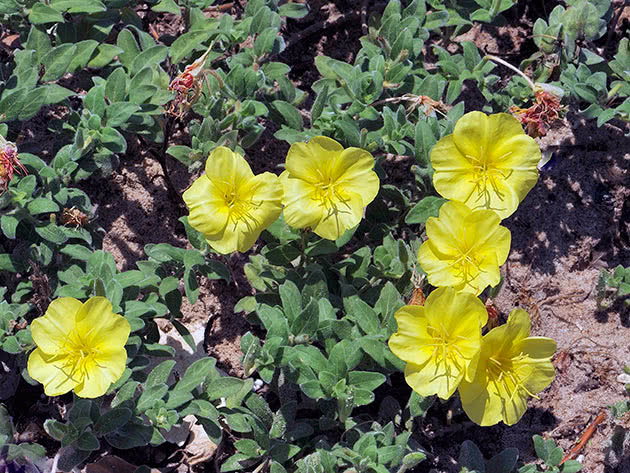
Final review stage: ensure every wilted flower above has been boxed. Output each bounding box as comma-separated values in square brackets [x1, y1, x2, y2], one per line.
[431, 111, 540, 219]
[27, 297, 130, 398]
[183, 146, 283, 254]
[510, 86, 565, 138]
[281, 136, 379, 240]
[458, 308, 556, 426]
[388, 287, 488, 400]
[0, 135, 27, 193]
[417, 201, 511, 295]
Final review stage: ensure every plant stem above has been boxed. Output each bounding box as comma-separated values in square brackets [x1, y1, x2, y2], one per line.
[484, 54, 537, 94]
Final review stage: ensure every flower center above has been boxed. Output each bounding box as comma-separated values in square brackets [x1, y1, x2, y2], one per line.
[52, 331, 101, 386]
[448, 244, 484, 289]
[223, 188, 261, 229]
[487, 353, 538, 402]
[425, 323, 474, 390]
[465, 148, 514, 211]
[312, 172, 353, 224]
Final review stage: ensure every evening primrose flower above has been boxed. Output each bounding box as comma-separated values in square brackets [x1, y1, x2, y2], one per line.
[281, 136, 379, 240]
[417, 201, 511, 295]
[183, 147, 283, 254]
[388, 287, 488, 400]
[458, 308, 556, 426]
[27, 297, 130, 398]
[431, 111, 540, 219]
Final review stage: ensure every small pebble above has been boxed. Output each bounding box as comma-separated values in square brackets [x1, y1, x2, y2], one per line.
[616, 373, 630, 384]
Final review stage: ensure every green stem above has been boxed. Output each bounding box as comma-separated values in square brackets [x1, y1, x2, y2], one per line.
[484, 54, 537, 94]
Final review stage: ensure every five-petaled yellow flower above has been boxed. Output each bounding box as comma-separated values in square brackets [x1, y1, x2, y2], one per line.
[418, 201, 511, 295]
[458, 308, 556, 426]
[183, 147, 283, 254]
[431, 111, 540, 219]
[27, 297, 130, 398]
[281, 136, 379, 240]
[388, 287, 488, 400]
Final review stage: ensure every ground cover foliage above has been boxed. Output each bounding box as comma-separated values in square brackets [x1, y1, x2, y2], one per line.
[0, 0, 629, 471]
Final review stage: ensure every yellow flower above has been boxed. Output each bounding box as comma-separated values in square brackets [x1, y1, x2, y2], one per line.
[281, 136, 379, 240]
[417, 201, 511, 295]
[388, 287, 488, 400]
[431, 111, 540, 219]
[27, 297, 130, 398]
[183, 147, 283, 254]
[458, 309, 556, 426]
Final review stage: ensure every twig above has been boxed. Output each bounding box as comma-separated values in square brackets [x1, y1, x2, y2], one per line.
[485, 54, 537, 94]
[136, 121, 185, 207]
[361, 0, 370, 35]
[559, 411, 606, 465]
[605, 1, 629, 53]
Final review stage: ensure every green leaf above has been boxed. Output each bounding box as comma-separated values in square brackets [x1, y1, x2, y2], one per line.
[561, 460, 584, 472]
[35, 223, 68, 244]
[173, 357, 217, 393]
[207, 377, 249, 401]
[51, 0, 106, 14]
[93, 408, 132, 435]
[84, 84, 106, 117]
[458, 440, 485, 472]
[171, 319, 197, 352]
[76, 431, 100, 451]
[131, 45, 168, 75]
[136, 384, 168, 412]
[486, 448, 519, 473]
[278, 3, 309, 18]
[29, 3, 64, 24]
[272, 100, 303, 130]
[41, 44, 76, 81]
[290, 299, 319, 337]
[1, 214, 22, 239]
[152, 0, 180, 14]
[117, 28, 141, 71]
[25, 25, 51, 62]
[279, 280, 302, 324]
[405, 196, 446, 224]
[344, 292, 380, 335]
[146, 360, 176, 387]
[43, 420, 67, 441]
[27, 197, 60, 215]
[68, 40, 99, 72]
[348, 371, 386, 391]
[87, 44, 124, 69]
[105, 68, 128, 103]
[170, 30, 213, 64]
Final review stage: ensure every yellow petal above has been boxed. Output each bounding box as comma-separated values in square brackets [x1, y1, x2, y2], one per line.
[27, 349, 78, 397]
[205, 147, 254, 193]
[31, 297, 82, 354]
[417, 241, 461, 287]
[285, 136, 343, 184]
[424, 287, 488, 328]
[452, 111, 490, 160]
[469, 171, 521, 219]
[517, 337, 557, 359]
[312, 189, 364, 240]
[183, 175, 230, 237]
[431, 136, 477, 203]
[404, 359, 465, 400]
[206, 227, 239, 254]
[519, 359, 555, 395]
[75, 297, 130, 350]
[331, 147, 380, 206]
[281, 173, 323, 230]
[74, 348, 127, 398]
[388, 306, 432, 365]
